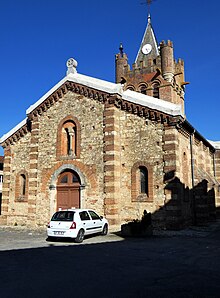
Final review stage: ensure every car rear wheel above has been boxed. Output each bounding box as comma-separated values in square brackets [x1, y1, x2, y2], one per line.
[75, 229, 85, 243]
[101, 224, 108, 236]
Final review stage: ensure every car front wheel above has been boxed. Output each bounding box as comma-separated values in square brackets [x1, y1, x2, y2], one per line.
[75, 229, 85, 243]
[101, 224, 108, 236]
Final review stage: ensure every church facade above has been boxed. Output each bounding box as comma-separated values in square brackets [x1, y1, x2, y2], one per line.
[0, 16, 220, 229]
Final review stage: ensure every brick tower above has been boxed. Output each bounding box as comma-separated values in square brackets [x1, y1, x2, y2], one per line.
[115, 15, 188, 114]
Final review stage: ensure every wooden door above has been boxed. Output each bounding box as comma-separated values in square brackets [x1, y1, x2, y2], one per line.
[57, 170, 80, 210]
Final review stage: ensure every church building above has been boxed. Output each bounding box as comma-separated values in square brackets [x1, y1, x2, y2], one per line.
[1, 15, 220, 230]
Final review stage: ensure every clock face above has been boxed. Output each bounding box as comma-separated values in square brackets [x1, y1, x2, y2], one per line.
[142, 44, 152, 55]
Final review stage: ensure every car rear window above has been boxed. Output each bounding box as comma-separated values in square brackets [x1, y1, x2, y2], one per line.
[51, 211, 74, 221]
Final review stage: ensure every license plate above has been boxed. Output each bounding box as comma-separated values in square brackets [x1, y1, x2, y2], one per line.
[54, 231, 65, 235]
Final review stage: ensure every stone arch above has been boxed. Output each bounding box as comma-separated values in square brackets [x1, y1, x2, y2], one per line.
[57, 115, 81, 159]
[138, 82, 148, 94]
[126, 85, 136, 91]
[50, 163, 86, 189]
[131, 161, 154, 202]
[15, 170, 29, 202]
[151, 80, 161, 98]
[48, 163, 87, 216]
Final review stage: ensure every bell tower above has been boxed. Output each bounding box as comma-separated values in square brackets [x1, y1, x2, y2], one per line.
[115, 14, 188, 114]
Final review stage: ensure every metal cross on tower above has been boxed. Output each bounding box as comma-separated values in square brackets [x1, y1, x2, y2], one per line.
[141, 0, 156, 14]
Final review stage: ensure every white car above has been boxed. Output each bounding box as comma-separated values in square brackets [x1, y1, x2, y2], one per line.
[47, 209, 108, 243]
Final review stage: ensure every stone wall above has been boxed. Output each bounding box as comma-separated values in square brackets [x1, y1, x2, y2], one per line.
[1, 89, 218, 230]
[2, 92, 106, 227]
[118, 110, 165, 225]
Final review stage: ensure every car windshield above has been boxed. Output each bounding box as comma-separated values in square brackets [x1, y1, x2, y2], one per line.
[51, 211, 74, 221]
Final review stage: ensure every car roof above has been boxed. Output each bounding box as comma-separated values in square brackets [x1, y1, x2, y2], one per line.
[56, 208, 94, 212]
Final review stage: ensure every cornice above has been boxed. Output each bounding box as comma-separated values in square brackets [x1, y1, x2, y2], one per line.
[1, 80, 182, 148]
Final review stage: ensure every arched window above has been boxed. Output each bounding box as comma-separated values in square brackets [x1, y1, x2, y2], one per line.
[153, 82, 160, 98]
[131, 162, 153, 202]
[139, 84, 147, 95]
[62, 122, 76, 156]
[57, 116, 80, 159]
[139, 166, 148, 195]
[20, 174, 26, 196]
[126, 85, 135, 91]
[15, 171, 28, 201]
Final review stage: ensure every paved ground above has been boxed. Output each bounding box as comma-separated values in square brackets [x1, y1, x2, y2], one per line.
[0, 222, 220, 298]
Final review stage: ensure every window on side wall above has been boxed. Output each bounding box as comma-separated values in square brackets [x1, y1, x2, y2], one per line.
[15, 172, 28, 202]
[131, 162, 153, 202]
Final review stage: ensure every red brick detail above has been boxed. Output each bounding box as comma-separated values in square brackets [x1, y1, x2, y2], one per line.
[1, 206, 9, 212]
[163, 134, 177, 142]
[28, 207, 36, 214]
[56, 115, 81, 159]
[164, 154, 177, 161]
[3, 167, 11, 172]
[30, 163, 38, 170]
[104, 186, 117, 193]
[107, 218, 119, 225]
[30, 147, 39, 153]
[103, 154, 119, 162]
[29, 173, 38, 179]
[2, 191, 9, 196]
[41, 160, 97, 193]
[2, 199, 9, 204]
[104, 176, 115, 183]
[29, 181, 38, 188]
[163, 143, 177, 151]
[103, 125, 119, 133]
[31, 122, 40, 130]
[4, 147, 11, 157]
[29, 154, 38, 160]
[28, 190, 37, 196]
[104, 198, 118, 205]
[164, 166, 176, 173]
[104, 144, 120, 152]
[103, 109, 116, 117]
[103, 104, 120, 218]
[104, 165, 120, 172]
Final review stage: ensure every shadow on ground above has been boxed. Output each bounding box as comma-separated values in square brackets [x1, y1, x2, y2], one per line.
[1, 229, 220, 298]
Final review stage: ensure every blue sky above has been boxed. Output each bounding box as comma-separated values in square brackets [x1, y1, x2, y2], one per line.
[0, 0, 220, 156]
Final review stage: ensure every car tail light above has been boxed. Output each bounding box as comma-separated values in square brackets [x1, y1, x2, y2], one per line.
[70, 222, 76, 229]
[47, 222, 50, 228]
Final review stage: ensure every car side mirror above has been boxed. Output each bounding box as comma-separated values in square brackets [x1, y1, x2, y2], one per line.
[100, 216, 103, 220]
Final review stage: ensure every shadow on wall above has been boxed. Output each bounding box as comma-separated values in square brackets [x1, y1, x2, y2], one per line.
[123, 171, 218, 232]
[151, 174, 217, 230]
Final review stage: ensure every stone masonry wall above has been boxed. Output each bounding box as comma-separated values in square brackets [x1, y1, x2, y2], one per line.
[2, 89, 218, 229]
[36, 92, 105, 226]
[118, 110, 165, 225]
[3, 91, 105, 227]
[4, 134, 31, 226]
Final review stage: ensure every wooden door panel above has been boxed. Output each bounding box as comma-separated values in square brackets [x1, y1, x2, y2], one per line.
[57, 189, 69, 210]
[57, 170, 80, 211]
[57, 187, 80, 210]
[69, 188, 80, 208]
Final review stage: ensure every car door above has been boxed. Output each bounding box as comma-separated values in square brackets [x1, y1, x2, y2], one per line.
[79, 211, 93, 235]
[88, 210, 103, 233]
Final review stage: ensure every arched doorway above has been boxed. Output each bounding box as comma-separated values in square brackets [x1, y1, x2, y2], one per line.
[57, 170, 81, 210]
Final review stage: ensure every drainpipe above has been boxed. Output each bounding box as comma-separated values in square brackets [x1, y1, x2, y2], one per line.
[190, 130, 196, 225]
[213, 153, 216, 178]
